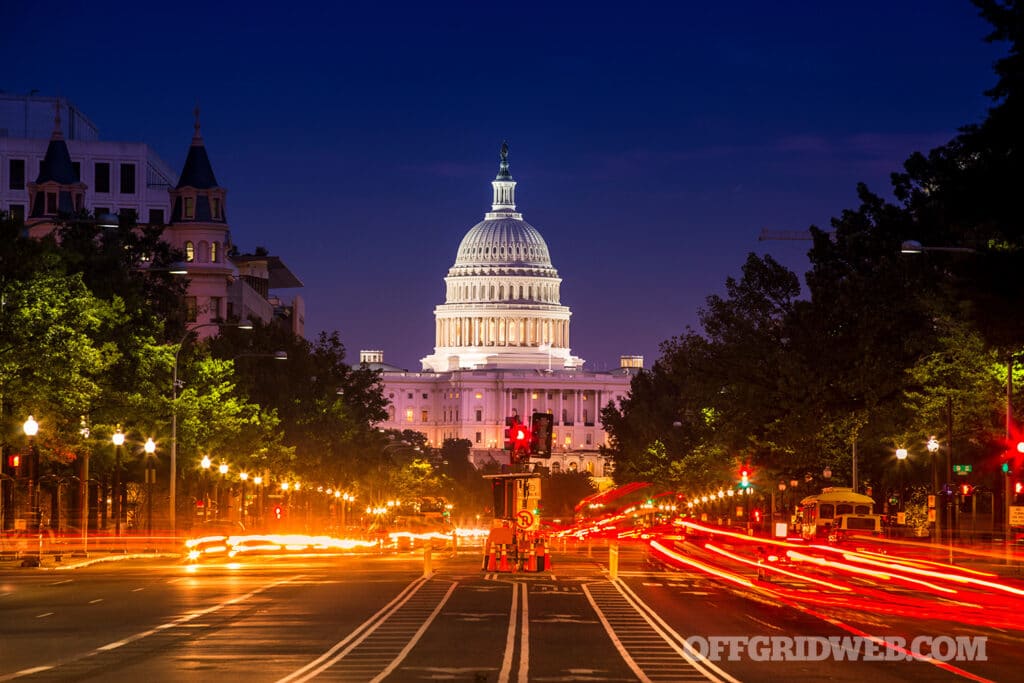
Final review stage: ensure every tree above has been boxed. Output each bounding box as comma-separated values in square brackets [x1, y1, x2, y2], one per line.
[209, 326, 388, 487]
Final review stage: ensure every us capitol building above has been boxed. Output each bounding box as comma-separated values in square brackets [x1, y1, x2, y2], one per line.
[364, 145, 641, 476]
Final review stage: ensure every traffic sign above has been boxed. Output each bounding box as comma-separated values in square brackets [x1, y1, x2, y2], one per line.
[1009, 506, 1024, 527]
[953, 464, 972, 475]
[515, 509, 536, 530]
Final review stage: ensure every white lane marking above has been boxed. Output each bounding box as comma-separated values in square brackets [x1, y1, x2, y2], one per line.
[48, 579, 72, 586]
[369, 582, 458, 683]
[35, 613, 53, 619]
[276, 576, 430, 683]
[498, 582, 519, 683]
[131, 587, 145, 592]
[0, 575, 305, 681]
[582, 585, 651, 683]
[89, 599, 103, 604]
[610, 580, 743, 683]
[517, 585, 529, 683]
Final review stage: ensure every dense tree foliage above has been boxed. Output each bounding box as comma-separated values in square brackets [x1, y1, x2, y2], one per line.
[603, 1, 1024, 503]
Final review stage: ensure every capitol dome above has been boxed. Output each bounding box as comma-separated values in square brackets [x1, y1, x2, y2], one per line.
[453, 218, 553, 270]
[421, 144, 584, 372]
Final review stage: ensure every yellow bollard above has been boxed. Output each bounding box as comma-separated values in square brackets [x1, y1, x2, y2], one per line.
[609, 540, 619, 580]
[423, 544, 433, 578]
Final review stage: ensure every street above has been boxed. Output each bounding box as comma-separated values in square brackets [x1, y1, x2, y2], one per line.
[2, 541, 1021, 682]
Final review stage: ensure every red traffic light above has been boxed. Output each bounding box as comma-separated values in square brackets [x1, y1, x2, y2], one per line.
[1016, 482, 1023, 495]
[7, 454, 20, 468]
[960, 484, 972, 496]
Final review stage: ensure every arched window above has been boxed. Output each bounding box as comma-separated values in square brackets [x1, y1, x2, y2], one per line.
[551, 462, 561, 473]
[184, 241, 195, 262]
[568, 462, 578, 472]
[210, 241, 219, 263]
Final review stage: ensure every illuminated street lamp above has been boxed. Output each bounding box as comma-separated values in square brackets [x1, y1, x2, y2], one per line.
[112, 428, 125, 537]
[928, 437, 941, 543]
[239, 472, 249, 525]
[895, 448, 909, 513]
[200, 455, 212, 521]
[23, 416, 40, 535]
[217, 463, 228, 520]
[144, 438, 156, 535]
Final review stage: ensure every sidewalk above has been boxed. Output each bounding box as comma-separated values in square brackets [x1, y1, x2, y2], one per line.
[0, 534, 183, 570]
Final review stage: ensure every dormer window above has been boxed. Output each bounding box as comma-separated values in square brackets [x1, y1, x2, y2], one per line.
[46, 192, 57, 214]
[183, 196, 194, 219]
[185, 241, 195, 262]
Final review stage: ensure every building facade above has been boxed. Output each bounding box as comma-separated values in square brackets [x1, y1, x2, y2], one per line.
[367, 146, 638, 476]
[1, 93, 303, 337]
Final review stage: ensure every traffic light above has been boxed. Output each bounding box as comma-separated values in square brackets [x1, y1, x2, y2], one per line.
[511, 423, 531, 464]
[960, 483, 973, 496]
[529, 412, 553, 457]
[740, 469, 750, 489]
[274, 505, 283, 520]
[7, 454, 20, 472]
[503, 416, 518, 451]
[1015, 481, 1023, 495]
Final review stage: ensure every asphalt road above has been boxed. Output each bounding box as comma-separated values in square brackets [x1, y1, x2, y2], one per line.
[0, 543, 1019, 682]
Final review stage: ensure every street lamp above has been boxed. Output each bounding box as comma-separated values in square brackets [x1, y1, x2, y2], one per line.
[23, 416, 40, 534]
[170, 320, 252, 536]
[144, 438, 156, 535]
[217, 463, 228, 520]
[112, 428, 125, 537]
[927, 436, 941, 543]
[895, 448, 909, 513]
[239, 471, 248, 526]
[200, 455, 212, 521]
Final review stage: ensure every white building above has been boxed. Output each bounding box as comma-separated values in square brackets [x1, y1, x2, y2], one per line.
[1, 93, 304, 337]
[1, 93, 175, 226]
[366, 146, 640, 476]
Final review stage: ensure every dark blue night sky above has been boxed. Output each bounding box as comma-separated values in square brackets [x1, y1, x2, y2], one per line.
[1, 1, 1001, 371]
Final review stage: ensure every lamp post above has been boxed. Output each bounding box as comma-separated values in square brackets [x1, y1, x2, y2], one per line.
[170, 321, 253, 537]
[79, 417, 91, 556]
[895, 448, 908, 516]
[239, 472, 248, 526]
[200, 455, 212, 522]
[112, 428, 125, 537]
[218, 463, 228, 520]
[23, 416, 40, 541]
[144, 437, 156, 536]
[253, 475, 263, 529]
[927, 436, 941, 543]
